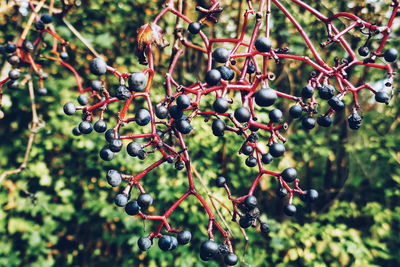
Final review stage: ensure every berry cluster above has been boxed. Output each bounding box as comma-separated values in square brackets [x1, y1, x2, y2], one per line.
[63, 0, 398, 264]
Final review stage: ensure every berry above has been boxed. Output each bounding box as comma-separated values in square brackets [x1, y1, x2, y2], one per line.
[212, 47, 230, 63]
[169, 105, 184, 119]
[114, 193, 129, 207]
[255, 37, 272, 52]
[224, 253, 238, 266]
[5, 43, 16, 53]
[281, 168, 297, 183]
[109, 139, 122, 152]
[188, 22, 201, 34]
[125, 201, 141, 215]
[60, 52, 69, 60]
[127, 142, 141, 157]
[283, 204, 297, 216]
[328, 96, 345, 111]
[247, 61, 256, 74]
[212, 119, 226, 136]
[128, 72, 147, 91]
[77, 94, 88, 105]
[8, 69, 20, 80]
[136, 109, 151, 126]
[72, 127, 81, 136]
[318, 85, 335, 100]
[302, 117, 316, 130]
[383, 48, 398, 62]
[247, 133, 259, 143]
[138, 237, 152, 251]
[301, 189, 319, 202]
[218, 244, 230, 255]
[269, 143, 285, 157]
[159, 235, 173, 251]
[241, 144, 254, 155]
[200, 240, 219, 259]
[37, 87, 47, 96]
[375, 91, 389, 104]
[91, 80, 103, 91]
[261, 153, 273, 164]
[7, 80, 19, 90]
[79, 121, 93, 134]
[358, 46, 369, 57]
[254, 88, 277, 107]
[34, 21, 45, 30]
[239, 215, 253, 228]
[89, 57, 107, 75]
[213, 98, 229, 113]
[137, 150, 147, 160]
[269, 109, 283, 123]
[177, 94, 191, 109]
[177, 230, 192, 245]
[106, 170, 122, 187]
[277, 187, 288, 198]
[63, 102, 76, 115]
[245, 156, 257, 167]
[105, 129, 117, 143]
[215, 176, 226, 187]
[348, 113, 362, 130]
[7, 55, 20, 65]
[100, 147, 114, 161]
[260, 223, 270, 235]
[115, 85, 132, 100]
[94, 120, 107, 133]
[205, 69, 221, 86]
[317, 116, 332, 127]
[137, 193, 153, 209]
[234, 107, 251, 123]
[289, 105, 302, 118]
[170, 236, 178, 250]
[40, 13, 53, 24]
[301, 85, 314, 99]
[23, 41, 35, 52]
[244, 195, 258, 210]
[216, 66, 234, 81]
[175, 160, 185, 170]
[175, 119, 193, 134]
[155, 105, 168, 119]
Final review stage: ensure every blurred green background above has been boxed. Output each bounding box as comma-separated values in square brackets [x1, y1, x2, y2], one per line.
[0, 0, 399, 266]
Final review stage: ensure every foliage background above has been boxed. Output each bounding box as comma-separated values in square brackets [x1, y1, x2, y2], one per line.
[0, 0, 399, 266]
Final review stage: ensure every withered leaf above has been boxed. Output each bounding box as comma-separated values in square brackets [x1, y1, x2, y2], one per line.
[136, 23, 169, 65]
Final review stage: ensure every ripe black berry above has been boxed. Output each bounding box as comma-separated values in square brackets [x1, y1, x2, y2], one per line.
[283, 204, 297, 216]
[40, 13, 53, 24]
[7, 80, 18, 89]
[375, 91, 389, 104]
[106, 169, 122, 187]
[212, 47, 230, 63]
[72, 127, 81, 136]
[177, 94, 191, 109]
[247, 61, 256, 74]
[105, 129, 117, 143]
[317, 116, 332, 127]
[94, 120, 107, 133]
[37, 87, 47, 96]
[239, 215, 253, 228]
[269, 109, 283, 123]
[135, 109, 151, 126]
[175, 118, 193, 134]
[358, 46, 369, 57]
[115, 85, 132, 100]
[255, 37, 272, 52]
[89, 57, 107, 75]
[137, 193, 153, 209]
[241, 144, 254, 155]
[60, 52, 69, 60]
[125, 201, 141, 215]
[128, 72, 147, 91]
[159, 235, 174, 251]
[269, 143, 285, 157]
[212, 119, 226, 136]
[216, 66, 234, 81]
[244, 195, 258, 210]
[155, 105, 168, 119]
[77, 94, 88, 105]
[213, 98, 229, 113]
[215, 176, 226, 187]
[138, 237, 152, 251]
[79, 121, 93, 134]
[109, 139, 122, 152]
[127, 142, 141, 157]
[224, 253, 238, 266]
[63, 102, 76, 115]
[261, 153, 273, 164]
[114, 193, 129, 207]
[302, 117, 316, 130]
[100, 147, 114, 161]
[318, 85, 335, 100]
[348, 113, 362, 130]
[328, 96, 345, 111]
[35, 20, 45, 30]
[301, 189, 319, 202]
[234, 107, 251, 123]
[254, 88, 277, 107]
[188, 22, 201, 34]
[169, 105, 184, 119]
[301, 85, 314, 99]
[5, 43, 17, 53]
[177, 230, 192, 245]
[7, 55, 20, 65]
[260, 223, 270, 235]
[277, 187, 288, 198]
[289, 105, 302, 118]
[200, 240, 219, 259]
[205, 69, 221, 86]
[383, 48, 398, 62]
[281, 168, 297, 183]
[245, 156, 257, 167]
[91, 80, 103, 91]
[8, 69, 20, 80]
